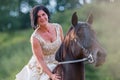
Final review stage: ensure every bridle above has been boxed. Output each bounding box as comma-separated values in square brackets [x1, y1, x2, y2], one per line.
[57, 54, 93, 64]
[56, 37, 94, 65]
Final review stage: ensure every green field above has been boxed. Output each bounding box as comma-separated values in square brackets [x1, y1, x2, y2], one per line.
[0, 2, 120, 80]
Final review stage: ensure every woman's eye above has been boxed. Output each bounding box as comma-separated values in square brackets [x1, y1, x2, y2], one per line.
[42, 13, 45, 16]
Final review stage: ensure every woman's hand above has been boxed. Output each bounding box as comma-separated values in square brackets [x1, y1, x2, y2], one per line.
[51, 74, 61, 80]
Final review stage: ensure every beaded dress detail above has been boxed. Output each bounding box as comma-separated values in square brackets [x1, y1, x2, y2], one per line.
[15, 23, 62, 80]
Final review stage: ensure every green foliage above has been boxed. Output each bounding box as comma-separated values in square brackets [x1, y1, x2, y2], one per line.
[56, 0, 81, 11]
[1, 2, 120, 80]
[0, 29, 33, 80]
[0, 0, 81, 31]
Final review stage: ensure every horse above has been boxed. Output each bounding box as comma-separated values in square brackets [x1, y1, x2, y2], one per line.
[52, 12, 106, 80]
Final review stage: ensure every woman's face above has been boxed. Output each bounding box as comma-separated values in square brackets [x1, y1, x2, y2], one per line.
[37, 10, 49, 26]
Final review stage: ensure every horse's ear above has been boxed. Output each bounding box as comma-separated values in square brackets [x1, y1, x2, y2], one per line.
[86, 13, 93, 25]
[72, 12, 78, 26]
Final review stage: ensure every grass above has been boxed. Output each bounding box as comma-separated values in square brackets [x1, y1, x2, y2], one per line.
[0, 29, 33, 80]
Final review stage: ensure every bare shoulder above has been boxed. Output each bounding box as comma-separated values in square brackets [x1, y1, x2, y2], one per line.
[30, 34, 39, 45]
[30, 30, 41, 45]
[52, 23, 64, 40]
[52, 23, 62, 27]
[52, 23, 63, 31]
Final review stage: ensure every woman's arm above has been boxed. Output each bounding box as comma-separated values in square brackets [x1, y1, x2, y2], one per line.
[31, 37, 60, 80]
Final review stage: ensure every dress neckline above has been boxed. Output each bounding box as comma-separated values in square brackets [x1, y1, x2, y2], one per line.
[35, 25, 58, 44]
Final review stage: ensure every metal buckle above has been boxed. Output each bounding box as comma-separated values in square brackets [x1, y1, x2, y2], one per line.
[88, 54, 94, 63]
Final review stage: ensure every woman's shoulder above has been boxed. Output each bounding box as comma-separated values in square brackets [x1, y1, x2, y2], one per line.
[30, 28, 39, 42]
[30, 31, 35, 42]
[30, 27, 40, 37]
[30, 29, 37, 37]
[53, 23, 62, 30]
[52, 23, 61, 27]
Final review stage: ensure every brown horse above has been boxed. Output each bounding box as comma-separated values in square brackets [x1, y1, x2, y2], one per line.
[53, 12, 106, 80]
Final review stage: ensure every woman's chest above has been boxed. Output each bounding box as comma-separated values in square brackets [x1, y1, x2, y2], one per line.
[40, 30, 57, 43]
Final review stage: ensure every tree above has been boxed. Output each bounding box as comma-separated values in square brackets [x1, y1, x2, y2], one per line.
[0, 0, 20, 31]
[56, 0, 81, 11]
[0, 0, 88, 31]
[0, 0, 38, 31]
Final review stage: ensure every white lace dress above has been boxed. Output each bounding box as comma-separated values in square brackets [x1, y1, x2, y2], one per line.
[15, 23, 62, 80]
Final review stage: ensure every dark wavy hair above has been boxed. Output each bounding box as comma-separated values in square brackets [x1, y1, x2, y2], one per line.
[30, 5, 50, 30]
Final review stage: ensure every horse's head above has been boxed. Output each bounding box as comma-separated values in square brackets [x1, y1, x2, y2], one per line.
[56, 12, 106, 67]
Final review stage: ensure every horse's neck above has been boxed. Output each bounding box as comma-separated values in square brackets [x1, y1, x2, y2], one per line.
[64, 62, 85, 80]
[78, 63, 85, 80]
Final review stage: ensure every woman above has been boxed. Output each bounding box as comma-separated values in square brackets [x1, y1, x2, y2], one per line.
[15, 5, 64, 80]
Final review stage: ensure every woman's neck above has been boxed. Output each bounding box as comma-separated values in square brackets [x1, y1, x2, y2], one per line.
[39, 23, 51, 32]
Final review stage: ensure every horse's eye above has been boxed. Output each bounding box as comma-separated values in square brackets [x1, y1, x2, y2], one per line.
[77, 31, 81, 34]
[77, 31, 82, 37]
[77, 29, 82, 34]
